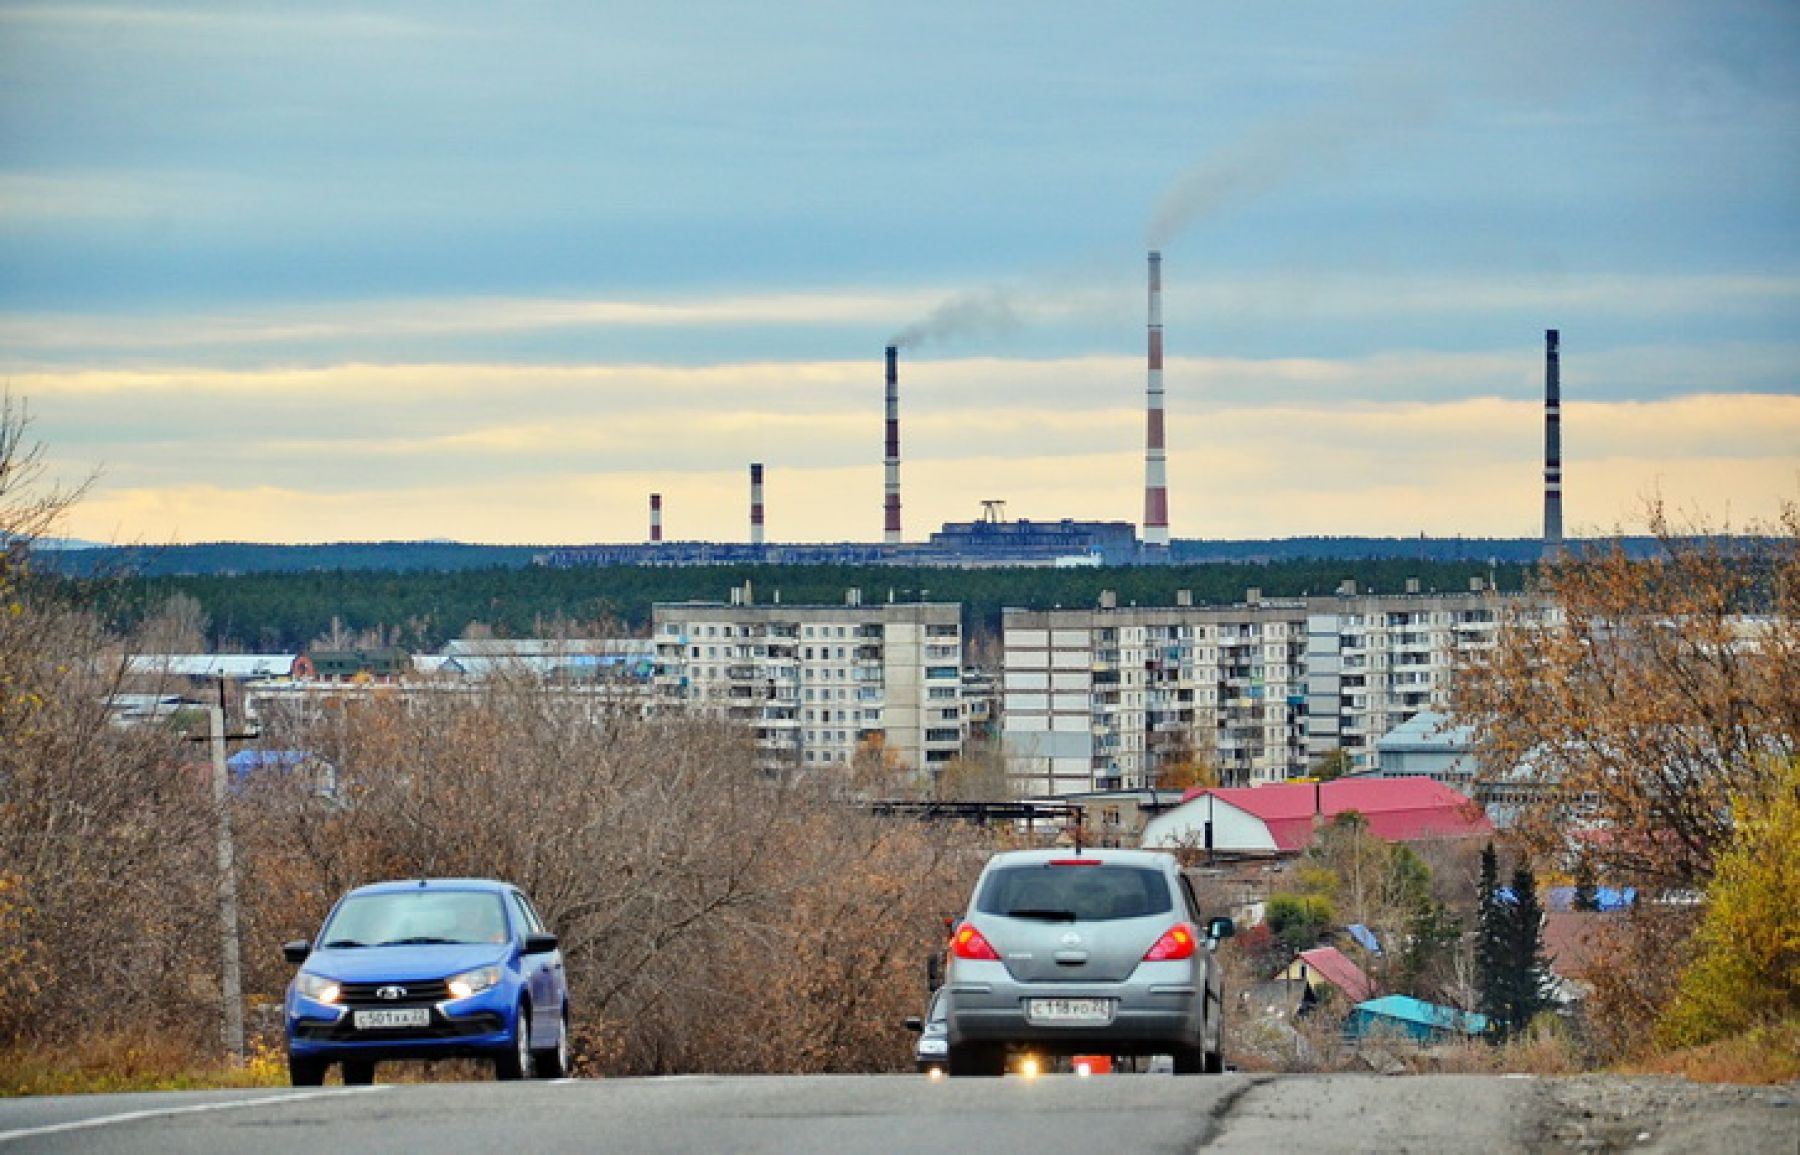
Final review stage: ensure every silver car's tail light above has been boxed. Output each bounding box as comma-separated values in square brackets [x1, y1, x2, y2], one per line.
[950, 923, 1001, 961]
[1142, 923, 1198, 961]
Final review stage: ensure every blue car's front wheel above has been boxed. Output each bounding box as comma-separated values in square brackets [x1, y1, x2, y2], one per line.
[494, 1002, 534, 1081]
[288, 1053, 326, 1087]
[532, 1008, 570, 1079]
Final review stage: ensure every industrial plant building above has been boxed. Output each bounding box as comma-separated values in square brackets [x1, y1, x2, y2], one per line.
[1000, 585, 1556, 795]
[650, 591, 965, 776]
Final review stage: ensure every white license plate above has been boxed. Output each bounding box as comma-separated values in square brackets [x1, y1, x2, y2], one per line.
[1025, 998, 1114, 1025]
[353, 1008, 431, 1030]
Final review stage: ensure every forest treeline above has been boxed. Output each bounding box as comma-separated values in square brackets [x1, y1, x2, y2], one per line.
[39, 536, 1606, 580]
[70, 558, 1527, 653]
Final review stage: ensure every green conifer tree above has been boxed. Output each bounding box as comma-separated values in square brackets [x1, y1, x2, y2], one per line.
[1502, 863, 1557, 1034]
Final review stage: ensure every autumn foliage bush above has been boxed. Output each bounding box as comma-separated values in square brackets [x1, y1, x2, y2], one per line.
[1456, 500, 1799, 1064]
[234, 680, 993, 1077]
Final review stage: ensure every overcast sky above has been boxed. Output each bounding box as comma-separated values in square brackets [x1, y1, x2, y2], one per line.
[3, 1, 1796, 546]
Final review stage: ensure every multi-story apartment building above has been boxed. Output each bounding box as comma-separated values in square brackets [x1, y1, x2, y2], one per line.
[1000, 592, 1306, 795]
[1302, 584, 1544, 771]
[651, 589, 964, 777]
[1001, 585, 1549, 795]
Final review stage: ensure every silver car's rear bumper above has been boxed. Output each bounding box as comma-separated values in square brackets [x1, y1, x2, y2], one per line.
[945, 981, 1206, 1053]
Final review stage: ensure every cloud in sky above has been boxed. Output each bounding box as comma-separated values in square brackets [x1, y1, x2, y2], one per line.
[2, 1, 1796, 544]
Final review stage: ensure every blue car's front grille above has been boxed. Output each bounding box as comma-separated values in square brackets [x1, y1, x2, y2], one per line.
[335, 979, 453, 1007]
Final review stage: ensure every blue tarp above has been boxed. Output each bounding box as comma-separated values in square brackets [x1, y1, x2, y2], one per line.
[227, 749, 316, 778]
[1347, 923, 1383, 955]
[1547, 886, 1636, 912]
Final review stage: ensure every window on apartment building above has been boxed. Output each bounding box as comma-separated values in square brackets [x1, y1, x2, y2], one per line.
[939, 708, 959, 721]
[928, 687, 956, 700]
[926, 728, 960, 742]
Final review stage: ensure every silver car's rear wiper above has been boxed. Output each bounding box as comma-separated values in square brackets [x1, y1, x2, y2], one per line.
[1005, 908, 1078, 921]
[321, 939, 368, 949]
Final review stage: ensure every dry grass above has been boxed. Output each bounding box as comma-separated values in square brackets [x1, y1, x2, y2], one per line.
[0, 1032, 286, 1097]
[1621, 1018, 1800, 1086]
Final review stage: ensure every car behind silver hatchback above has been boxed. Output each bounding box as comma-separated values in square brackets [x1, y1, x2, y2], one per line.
[941, 847, 1232, 1076]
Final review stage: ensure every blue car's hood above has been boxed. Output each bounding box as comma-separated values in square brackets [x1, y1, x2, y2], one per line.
[299, 942, 512, 982]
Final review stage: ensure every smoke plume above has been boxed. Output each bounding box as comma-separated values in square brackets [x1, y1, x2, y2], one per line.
[1146, 74, 1435, 249]
[890, 287, 1023, 351]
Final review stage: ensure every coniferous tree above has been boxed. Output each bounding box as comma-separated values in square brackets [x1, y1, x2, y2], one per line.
[1475, 842, 1507, 1029]
[1502, 863, 1557, 1034]
[1572, 856, 1599, 913]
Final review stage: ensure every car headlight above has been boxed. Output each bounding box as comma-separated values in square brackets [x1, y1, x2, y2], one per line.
[294, 971, 341, 1005]
[446, 965, 503, 1000]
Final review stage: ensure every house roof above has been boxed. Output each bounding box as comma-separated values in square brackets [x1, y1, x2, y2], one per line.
[1177, 778, 1491, 851]
[1353, 995, 1489, 1035]
[127, 654, 299, 679]
[1540, 911, 1614, 980]
[1293, 946, 1375, 1003]
[1373, 709, 1474, 753]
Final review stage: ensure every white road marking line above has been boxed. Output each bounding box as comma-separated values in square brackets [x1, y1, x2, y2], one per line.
[0, 1086, 390, 1145]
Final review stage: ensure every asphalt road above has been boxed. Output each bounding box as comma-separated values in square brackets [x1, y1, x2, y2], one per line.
[0, 1074, 1792, 1154]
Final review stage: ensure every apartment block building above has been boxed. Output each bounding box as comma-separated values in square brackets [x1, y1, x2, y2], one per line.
[1000, 592, 1305, 795]
[1302, 586, 1556, 770]
[651, 590, 964, 776]
[1001, 586, 1548, 795]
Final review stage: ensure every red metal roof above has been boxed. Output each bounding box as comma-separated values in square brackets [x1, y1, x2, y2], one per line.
[1296, 945, 1375, 1003]
[1180, 778, 1491, 851]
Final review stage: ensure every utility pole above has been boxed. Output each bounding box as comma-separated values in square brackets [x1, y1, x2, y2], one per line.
[210, 701, 245, 1064]
[186, 677, 254, 1065]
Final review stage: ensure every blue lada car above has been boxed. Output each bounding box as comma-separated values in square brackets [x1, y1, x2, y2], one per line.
[282, 878, 570, 1085]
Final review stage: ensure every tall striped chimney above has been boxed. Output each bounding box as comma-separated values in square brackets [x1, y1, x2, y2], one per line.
[1543, 328, 1563, 560]
[884, 345, 902, 545]
[649, 493, 663, 543]
[750, 462, 765, 547]
[1142, 250, 1170, 550]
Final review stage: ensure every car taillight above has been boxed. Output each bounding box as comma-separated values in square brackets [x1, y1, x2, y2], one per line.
[950, 924, 1000, 961]
[1143, 923, 1198, 961]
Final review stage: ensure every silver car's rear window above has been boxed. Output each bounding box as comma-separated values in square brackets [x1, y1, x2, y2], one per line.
[976, 865, 1173, 922]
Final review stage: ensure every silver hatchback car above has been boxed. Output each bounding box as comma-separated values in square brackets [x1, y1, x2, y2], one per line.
[941, 847, 1233, 1076]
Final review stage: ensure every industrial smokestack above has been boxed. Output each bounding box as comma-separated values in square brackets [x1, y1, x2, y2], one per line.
[750, 462, 765, 547]
[1142, 251, 1170, 550]
[884, 345, 902, 545]
[649, 493, 663, 543]
[1543, 328, 1563, 560]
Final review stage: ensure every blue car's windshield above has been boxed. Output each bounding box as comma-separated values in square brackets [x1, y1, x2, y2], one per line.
[320, 891, 509, 947]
